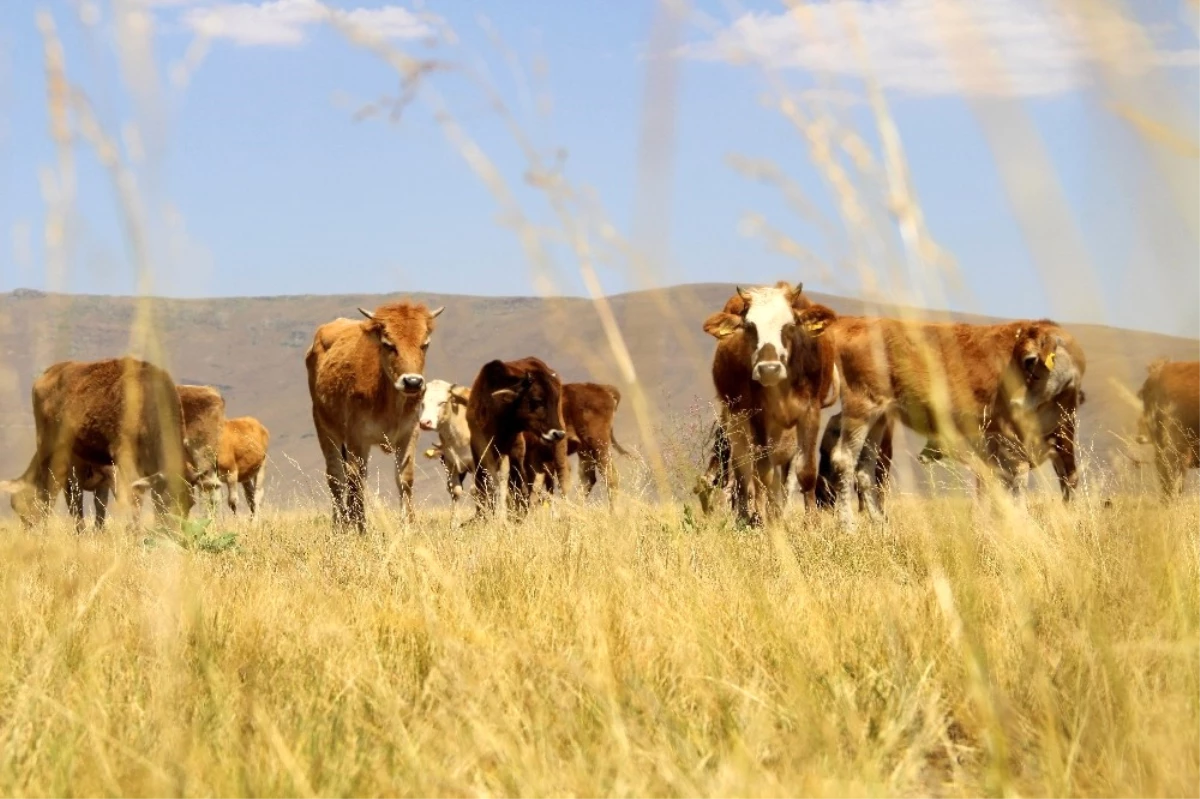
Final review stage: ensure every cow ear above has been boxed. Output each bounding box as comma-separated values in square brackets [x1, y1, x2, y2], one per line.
[450, 386, 471, 404]
[703, 311, 742, 339]
[797, 304, 836, 336]
[0, 479, 24, 494]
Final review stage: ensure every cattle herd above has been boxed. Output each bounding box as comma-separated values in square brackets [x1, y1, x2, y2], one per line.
[0, 281, 1197, 531]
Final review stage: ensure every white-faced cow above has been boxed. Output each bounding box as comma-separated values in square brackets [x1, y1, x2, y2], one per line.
[418, 379, 474, 502]
[701, 282, 839, 525]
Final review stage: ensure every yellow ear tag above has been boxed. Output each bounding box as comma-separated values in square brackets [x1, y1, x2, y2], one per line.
[1045, 351, 1056, 370]
[803, 319, 828, 336]
[424, 448, 439, 458]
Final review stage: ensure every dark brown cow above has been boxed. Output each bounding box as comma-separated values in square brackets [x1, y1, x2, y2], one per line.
[306, 301, 444, 531]
[520, 382, 629, 504]
[0, 357, 192, 528]
[1136, 359, 1199, 496]
[702, 282, 839, 525]
[466, 357, 566, 521]
[825, 316, 1086, 527]
[68, 383, 226, 529]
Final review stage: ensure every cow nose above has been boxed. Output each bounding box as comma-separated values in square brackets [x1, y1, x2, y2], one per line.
[399, 374, 425, 392]
[419, 419, 434, 431]
[542, 429, 566, 442]
[753, 361, 786, 384]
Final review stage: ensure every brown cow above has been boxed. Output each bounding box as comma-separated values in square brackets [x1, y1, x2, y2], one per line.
[1136, 359, 1199, 496]
[702, 282, 839, 525]
[177, 385, 226, 485]
[466, 357, 566, 521]
[67, 383, 227, 529]
[0, 357, 192, 528]
[306, 301, 444, 531]
[520, 382, 629, 505]
[825, 316, 1086, 527]
[210, 416, 270, 516]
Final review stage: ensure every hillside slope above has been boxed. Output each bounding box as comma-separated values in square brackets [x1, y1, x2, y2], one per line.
[1, 285, 1195, 510]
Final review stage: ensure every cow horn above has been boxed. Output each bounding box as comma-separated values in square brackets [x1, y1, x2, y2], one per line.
[358, 307, 376, 321]
[736, 286, 750, 302]
[429, 306, 445, 319]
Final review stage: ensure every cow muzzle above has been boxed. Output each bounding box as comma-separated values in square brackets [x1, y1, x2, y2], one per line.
[397, 374, 425, 394]
[542, 429, 566, 442]
[419, 419, 435, 431]
[753, 361, 786, 385]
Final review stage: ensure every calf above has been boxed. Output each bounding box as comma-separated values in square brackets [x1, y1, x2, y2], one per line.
[418, 379, 474, 502]
[212, 416, 270, 516]
[826, 316, 1086, 527]
[1, 357, 192, 528]
[1136, 359, 1199, 496]
[520, 382, 629, 504]
[702, 282, 839, 525]
[306, 301, 444, 531]
[695, 414, 799, 516]
[466, 357, 566, 521]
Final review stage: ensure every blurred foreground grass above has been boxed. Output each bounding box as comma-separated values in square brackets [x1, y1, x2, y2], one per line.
[0, 495, 1195, 797]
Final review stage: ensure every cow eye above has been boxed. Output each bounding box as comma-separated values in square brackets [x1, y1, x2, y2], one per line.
[1022, 353, 1038, 371]
[381, 339, 396, 351]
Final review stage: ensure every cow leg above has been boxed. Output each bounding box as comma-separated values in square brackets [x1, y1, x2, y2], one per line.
[244, 468, 265, 518]
[1050, 417, 1079, 502]
[792, 409, 822, 512]
[578, 452, 598, 499]
[343, 445, 370, 533]
[93, 483, 109, 529]
[1155, 439, 1185, 497]
[830, 410, 874, 528]
[394, 449, 416, 522]
[65, 471, 86, 533]
[317, 432, 348, 528]
[225, 472, 239, 515]
[725, 416, 761, 525]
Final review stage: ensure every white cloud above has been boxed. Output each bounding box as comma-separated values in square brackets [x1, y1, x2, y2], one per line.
[682, 0, 1199, 98]
[181, 0, 434, 47]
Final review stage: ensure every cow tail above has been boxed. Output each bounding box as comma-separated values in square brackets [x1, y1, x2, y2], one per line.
[611, 433, 630, 457]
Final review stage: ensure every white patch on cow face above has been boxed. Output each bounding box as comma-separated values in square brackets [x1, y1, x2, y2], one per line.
[419, 379, 453, 432]
[743, 288, 795, 386]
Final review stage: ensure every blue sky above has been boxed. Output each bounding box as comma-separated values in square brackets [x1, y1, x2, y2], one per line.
[0, 0, 1196, 336]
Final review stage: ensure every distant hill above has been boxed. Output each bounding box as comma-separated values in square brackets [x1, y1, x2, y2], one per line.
[1, 284, 1195, 511]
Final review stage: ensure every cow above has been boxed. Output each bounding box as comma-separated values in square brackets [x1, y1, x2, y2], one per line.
[815, 411, 894, 511]
[306, 301, 444, 532]
[64, 383, 227, 529]
[177, 385, 226, 486]
[519, 382, 629, 504]
[466, 356, 566, 521]
[0, 357, 192, 528]
[824, 316, 1086, 527]
[209, 416, 270, 516]
[1136, 359, 1199, 496]
[694, 415, 799, 516]
[418, 379, 474, 502]
[701, 281, 840, 525]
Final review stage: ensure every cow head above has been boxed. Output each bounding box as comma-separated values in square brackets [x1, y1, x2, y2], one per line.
[484, 359, 566, 442]
[703, 282, 833, 387]
[0, 477, 45, 527]
[1012, 321, 1079, 404]
[358, 302, 445, 396]
[419, 379, 470, 432]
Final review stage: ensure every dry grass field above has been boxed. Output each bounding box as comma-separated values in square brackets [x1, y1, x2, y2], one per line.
[1, 490, 1195, 797]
